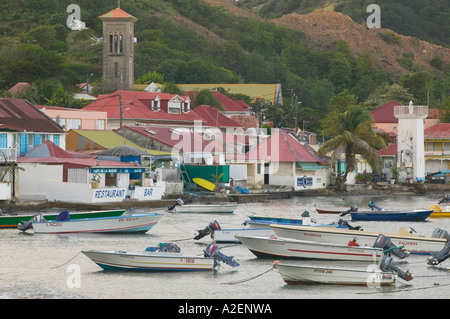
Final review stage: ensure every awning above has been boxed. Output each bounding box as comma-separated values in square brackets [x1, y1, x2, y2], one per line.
[297, 162, 323, 171]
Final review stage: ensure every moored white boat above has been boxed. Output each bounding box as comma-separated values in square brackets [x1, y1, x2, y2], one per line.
[236, 235, 384, 262]
[83, 249, 215, 271]
[82, 243, 239, 271]
[171, 203, 238, 214]
[213, 227, 273, 243]
[28, 213, 163, 234]
[270, 225, 447, 255]
[274, 263, 396, 286]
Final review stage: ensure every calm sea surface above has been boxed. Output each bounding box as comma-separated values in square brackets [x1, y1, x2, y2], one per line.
[1, 194, 450, 300]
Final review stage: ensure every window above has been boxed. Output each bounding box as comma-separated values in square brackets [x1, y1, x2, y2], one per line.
[183, 101, 190, 113]
[33, 134, 42, 147]
[114, 33, 118, 53]
[168, 100, 180, 114]
[152, 100, 160, 112]
[0, 134, 7, 148]
[109, 34, 113, 53]
[68, 168, 87, 183]
[67, 119, 81, 130]
[53, 135, 60, 146]
[119, 33, 123, 53]
[96, 120, 105, 130]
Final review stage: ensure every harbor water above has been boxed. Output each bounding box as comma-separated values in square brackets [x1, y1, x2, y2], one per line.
[1, 194, 450, 300]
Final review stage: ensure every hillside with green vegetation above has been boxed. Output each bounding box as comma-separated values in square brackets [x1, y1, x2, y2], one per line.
[0, 0, 448, 131]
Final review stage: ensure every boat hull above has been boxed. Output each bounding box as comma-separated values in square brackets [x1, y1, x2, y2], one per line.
[82, 250, 215, 271]
[174, 204, 238, 214]
[350, 210, 433, 221]
[315, 207, 346, 214]
[0, 209, 126, 229]
[271, 225, 447, 255]
[237, 235, 383, 262]
[275, 263, 396, 286]
[31, 213, 163, 234]
[213, 228, 273, 243]
[428, 205, 450, 218]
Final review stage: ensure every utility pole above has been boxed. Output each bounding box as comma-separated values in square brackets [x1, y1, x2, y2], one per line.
[119, 92, 123, 128]
[292, 89, 298, 132]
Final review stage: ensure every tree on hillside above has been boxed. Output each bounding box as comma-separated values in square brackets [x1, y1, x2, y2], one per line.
[191, 89, 223, 111]
[318, 105, 387, 189]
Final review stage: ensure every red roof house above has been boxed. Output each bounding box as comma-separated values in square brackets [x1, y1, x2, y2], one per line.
[424, 123, 450, 140]
[247, 129, 327, 164]
[186, 90, 259, 128]
[82, 90, 206, 129]
[371, 101, 441, 136]
[8, 82, 31, 95]
[246, 129, 328, 190]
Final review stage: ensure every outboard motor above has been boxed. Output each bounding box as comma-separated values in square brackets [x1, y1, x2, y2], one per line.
[431, 228, 450, 242]
[438, 195, 450, 204]
[427, 242, 450, 265]
[379, 255, 413, 281]
[17, 213, 46, 232]
[340, 205, 358, 216]
[373, 234, 410, 259]
[337, 219, 362, 230]
[168, 198, 185, 211]
[193, 220, 221, 240]
[204, 244, 239, 268]
[368, 201, 383, 211]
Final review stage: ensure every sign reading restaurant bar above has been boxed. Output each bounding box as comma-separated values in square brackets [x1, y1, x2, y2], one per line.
[92, 188, 127, 202]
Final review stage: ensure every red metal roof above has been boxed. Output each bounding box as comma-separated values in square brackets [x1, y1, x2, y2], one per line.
[82, 90, 206, 125]
[0, 98, 64, 133]
[246, 129, 328, 164]
[370, 101, 403, 123]
[192, 105, 243, 128]
[185, 90, 250, 113]
[117, 126, 223, 153]
[18, 141, 136, 168]
[378, 143, 397, 156]
[424, 123, 450, 139]
[371, 100, 439, 123]
[8, 82, 31, 94]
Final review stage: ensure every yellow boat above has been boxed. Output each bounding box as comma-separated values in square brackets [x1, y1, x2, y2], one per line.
[428, 205, 450, 218]
[193, 178, 216, 192]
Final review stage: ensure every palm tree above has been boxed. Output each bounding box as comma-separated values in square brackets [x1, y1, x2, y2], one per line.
[318, 105, 387, 188]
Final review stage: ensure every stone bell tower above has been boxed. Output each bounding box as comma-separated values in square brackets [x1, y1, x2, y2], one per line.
[99, 7, 137, 92]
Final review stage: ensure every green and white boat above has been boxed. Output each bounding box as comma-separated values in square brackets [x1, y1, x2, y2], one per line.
[0, 209, 126, 229]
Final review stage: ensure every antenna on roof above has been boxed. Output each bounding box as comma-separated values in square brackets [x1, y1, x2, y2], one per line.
[118, 0, 121, 8]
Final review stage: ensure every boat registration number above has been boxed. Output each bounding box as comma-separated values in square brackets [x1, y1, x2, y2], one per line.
[181, 258, 195, 263]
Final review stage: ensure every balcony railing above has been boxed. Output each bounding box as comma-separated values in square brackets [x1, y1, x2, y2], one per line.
[0, 148, 18, 162]
[394, 105, 428, 118]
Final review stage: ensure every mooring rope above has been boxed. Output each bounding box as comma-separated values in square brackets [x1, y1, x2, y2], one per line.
[51, 251, 82, 269]
[357, 282, 450, 295]
[221, 267, 274, 285]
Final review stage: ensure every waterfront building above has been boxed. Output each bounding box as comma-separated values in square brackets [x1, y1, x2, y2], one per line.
[16, 141, 165, 204]
[246, 129, 329, 190]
